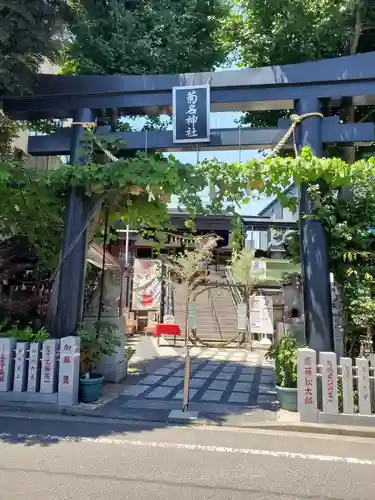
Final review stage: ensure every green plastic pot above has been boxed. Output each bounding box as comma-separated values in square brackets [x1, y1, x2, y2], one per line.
[79, 373, 104, 403]
[276, 385, 297, 411]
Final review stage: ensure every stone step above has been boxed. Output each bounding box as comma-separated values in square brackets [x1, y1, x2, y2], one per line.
[172, 281, 239, 340]
[172, 320, 238, 327]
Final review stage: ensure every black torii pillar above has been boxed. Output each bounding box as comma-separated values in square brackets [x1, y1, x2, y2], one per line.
[295, 98, 334, 352]
[52, 109, 98, 338]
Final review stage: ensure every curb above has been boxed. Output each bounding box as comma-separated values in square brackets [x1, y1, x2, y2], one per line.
[1, 402, 375, 439]
[0, 402, 170, 424]
[228, 422, 375, 439]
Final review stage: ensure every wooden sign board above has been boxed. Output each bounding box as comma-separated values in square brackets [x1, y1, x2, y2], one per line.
[173, 85, 210, 143]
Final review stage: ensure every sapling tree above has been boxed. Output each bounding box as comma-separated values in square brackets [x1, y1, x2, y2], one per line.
[230, 248, 264, 346]
[168, 234, 221, 342]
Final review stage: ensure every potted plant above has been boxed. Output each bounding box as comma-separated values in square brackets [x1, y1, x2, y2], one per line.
[265, 333, 303, 411]
[77, 321, 121, 403]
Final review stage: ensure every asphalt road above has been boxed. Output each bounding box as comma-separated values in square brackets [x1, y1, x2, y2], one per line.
[0, 413, 374, 499]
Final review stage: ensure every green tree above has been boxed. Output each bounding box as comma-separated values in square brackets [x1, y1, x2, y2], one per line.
[230, 248, 262, 346]
[228, 0, 375, 69]
[282, 180, 375, 356]
[168, 234, 220, 342]
[224, 1, 375, 353]
[0, 0, 67, 95]
[0, 1, 68, 159]
[62, 0, 230, 75]
[225, 0, 375, 160]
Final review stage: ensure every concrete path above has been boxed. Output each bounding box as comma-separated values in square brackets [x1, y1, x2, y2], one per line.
[0, 413, 374, 499]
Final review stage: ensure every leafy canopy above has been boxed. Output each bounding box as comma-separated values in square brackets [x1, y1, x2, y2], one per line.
[62, 0, 230, 75]
[226, 0, 375, 68]
[224, 0, 375, 129]
[0, 0, 67, 95]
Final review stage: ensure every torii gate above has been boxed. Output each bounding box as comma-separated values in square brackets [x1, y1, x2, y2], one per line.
[3, 51, 375, 352]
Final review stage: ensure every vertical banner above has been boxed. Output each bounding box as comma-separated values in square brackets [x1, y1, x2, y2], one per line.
[173, 85, 210, 143]
[250, 294, 274, 335]
[132, 259, 161, 311]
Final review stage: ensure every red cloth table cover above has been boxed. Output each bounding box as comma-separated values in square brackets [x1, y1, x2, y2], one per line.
[154, 323, 181, 337]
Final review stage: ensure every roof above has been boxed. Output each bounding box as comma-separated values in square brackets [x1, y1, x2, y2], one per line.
[87, 244, 121, 270]
[115, 212, 297, 232]
[257, 184, 296, 217]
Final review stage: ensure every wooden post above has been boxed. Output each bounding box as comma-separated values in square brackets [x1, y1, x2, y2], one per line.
[295, 98, 334, 352]
[182, 348, 191, 411]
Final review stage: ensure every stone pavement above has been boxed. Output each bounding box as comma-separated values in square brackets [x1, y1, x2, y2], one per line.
[97, 344, 279, 424]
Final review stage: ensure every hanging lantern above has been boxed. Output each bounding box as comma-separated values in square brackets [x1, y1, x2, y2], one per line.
[248, 180, 265, 190]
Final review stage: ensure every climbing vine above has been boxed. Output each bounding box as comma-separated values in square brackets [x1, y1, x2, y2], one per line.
[231, 214, 246, 254]
[2, 146, 375, 260]
[2, 138, 375, 354]
[283, 183, 375, 356]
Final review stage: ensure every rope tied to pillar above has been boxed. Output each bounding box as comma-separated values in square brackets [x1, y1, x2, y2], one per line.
[71, 121, 120, 162]
[266, 112, 324, 159]
[71, 122, 96, 129]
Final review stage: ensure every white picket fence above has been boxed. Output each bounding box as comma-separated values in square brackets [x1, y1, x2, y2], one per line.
[297, 348, 375, 426]
[0, 336, 80, 406]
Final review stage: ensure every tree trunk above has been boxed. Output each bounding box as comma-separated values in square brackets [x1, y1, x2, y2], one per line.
[340, 5, 362, 163]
